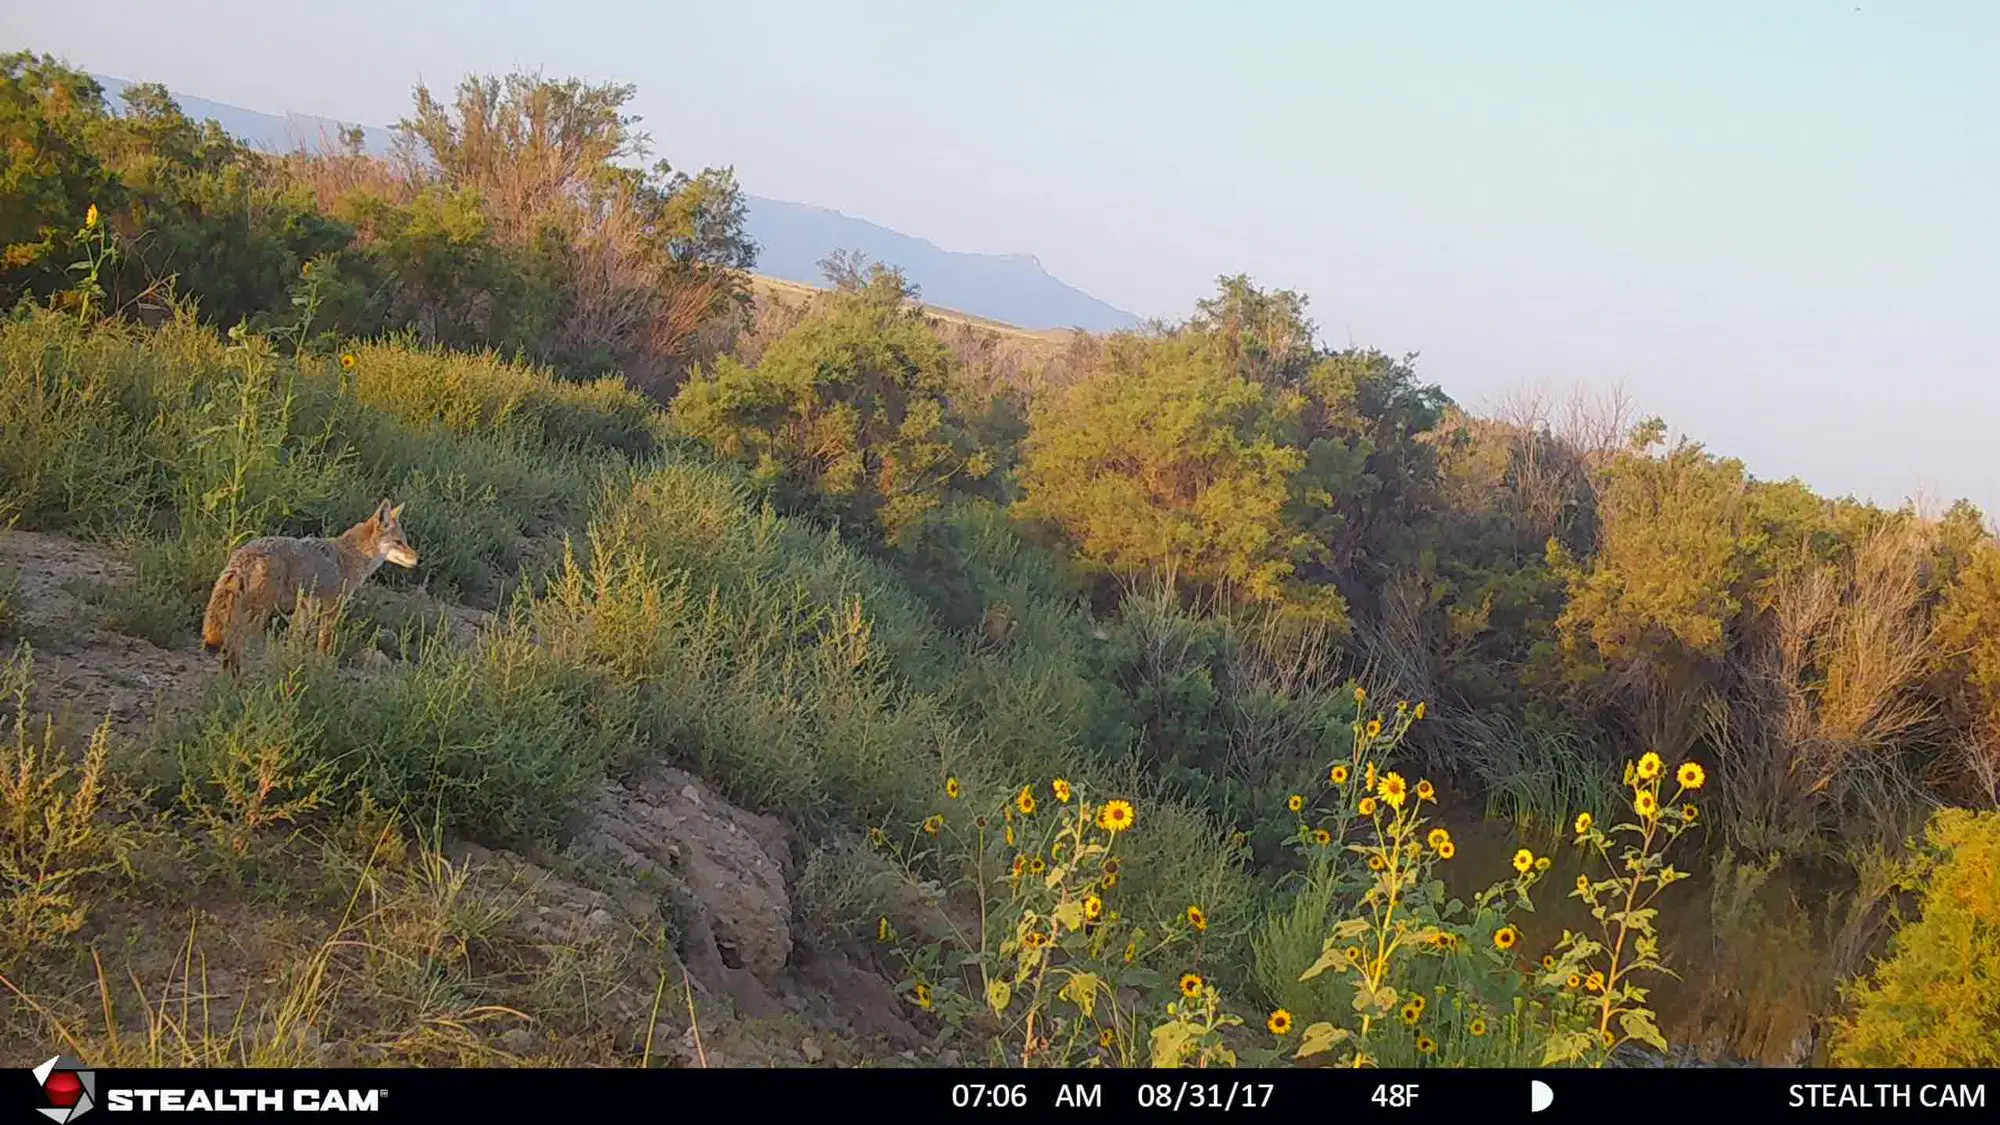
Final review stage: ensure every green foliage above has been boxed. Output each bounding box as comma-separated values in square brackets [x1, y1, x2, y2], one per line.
[1832, 808, 2000, 1066]
[1935, 541, 2000, 799]
[0, 643, 123, 957]
[1018, 332, 1309, 607]
[1552, 441, 1834, 702]
[337, 339, 660, 457]
[1280, 710, 1627, 1068]
[0, 54, 124, 307]
[672, 276, 987, 542]
[0, 55, 753, 388]
[176, 667, 337, 855]
[1551, 753, 1703, 1062]
[876, 781, 1217, 1067]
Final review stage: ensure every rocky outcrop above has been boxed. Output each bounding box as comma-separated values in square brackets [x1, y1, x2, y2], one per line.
[456, 763, 924, 1062]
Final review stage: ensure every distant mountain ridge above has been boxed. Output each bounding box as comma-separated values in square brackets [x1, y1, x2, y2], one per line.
[89, 74, 1141, 333]
[739, 197, 1139, 333]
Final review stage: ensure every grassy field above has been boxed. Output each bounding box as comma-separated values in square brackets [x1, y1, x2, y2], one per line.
[748, 273, 1082, 346]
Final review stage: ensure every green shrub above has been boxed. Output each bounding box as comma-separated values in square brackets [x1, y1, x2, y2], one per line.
[0, 643, 124, 956]
[176, 667, 337, 854]
[1832, 808, 2000, 1066]
[671, 276, 989, 542]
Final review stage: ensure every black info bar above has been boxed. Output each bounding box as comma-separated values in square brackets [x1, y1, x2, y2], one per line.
[23, 1063, 1992, 1123]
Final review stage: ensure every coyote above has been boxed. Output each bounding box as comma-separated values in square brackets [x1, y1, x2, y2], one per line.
[201, 500, 420, 671]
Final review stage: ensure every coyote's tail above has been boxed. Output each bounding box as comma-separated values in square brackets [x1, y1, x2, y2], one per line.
[202, 565, 244, 654]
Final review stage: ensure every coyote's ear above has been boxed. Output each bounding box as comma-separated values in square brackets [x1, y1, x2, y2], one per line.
[389, 503, 405, 522]
[372, 498, 392, 522]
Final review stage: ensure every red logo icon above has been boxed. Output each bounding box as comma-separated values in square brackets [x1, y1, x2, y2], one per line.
[33, 1056, 96, 1122]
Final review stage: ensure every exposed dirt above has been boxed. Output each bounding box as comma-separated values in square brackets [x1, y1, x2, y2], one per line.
[0, 529, 209, 743]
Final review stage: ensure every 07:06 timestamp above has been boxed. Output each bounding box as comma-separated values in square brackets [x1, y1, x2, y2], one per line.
[949, 1084, 1031, 1109]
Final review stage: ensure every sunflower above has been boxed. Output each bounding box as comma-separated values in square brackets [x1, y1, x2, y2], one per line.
[1574, 812, 1593, 834]
[1268, 1008, 1294, 1035]
[1494, 926, 1519, 951]
[1436, 840, 1455, 860]
[1682, 803, 1699, 823]
[1186, 905, 1208, 932]
[877, 916, 892, 942]
[1101, 872, 1119, 889]
[1637, 752, 1664, 781]
[1585, 971, 1604, 992]
[1097, 799, 1136, 833]
[914, 982, 933, 1010]
[1084, 895, 1104, 922]
[1367, 854, 1386, 871]
[1123, 941, 1138, 963]
[1287, 794, 1304, 813]
[1416, 779, 1435, 802]
[1359, 796, 1379, 817]
[85, 203, 101, 229]
[1634, 790, 1658, 819]
[1400, 1002, 1422, 1025]
[1379, 772, 1409, 809]
[1414, 701, 1427, 719]
[1676, 762, 1705, 790]
[1600, 1029, 1616, 1048]
[339, 353, 357, 371]
[1312, 827, 1333, 846]
[1416, 1034, 1437, 1055]
[1023, 927, 1049, 950]
[1365, 719, 1383, 739]
[1408, 994, 1426, 1015]
[1099, 1027, 1116, 1048]
[1542, 955, 1556, 970]
[1029, 857, 1047, 875]
[1329, 764, 1350, 785]
[1365, 763, 1378, 791]
[1575, 874, 1591, 896]
[944, 776, 962, 799]
[1355, 686, 1367, 704]
[1566, 973, 1582, 989]
[1017, 787, 1037, 816]
[1427, 828, 1452, 850]
[1178, 973, 1204, 999]
[1010, 855, 1026, 878]
[1512, 848, 1535, 874]
[1053, 778, 1074, 803]
[1535, 856, 1551, 872]
[922, 814, 944, 836]
[1345, 945, 1365, 965]
[1468, 1017, 1488, 1037]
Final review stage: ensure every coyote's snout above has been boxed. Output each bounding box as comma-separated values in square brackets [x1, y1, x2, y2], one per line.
[201, 499, 419, 672]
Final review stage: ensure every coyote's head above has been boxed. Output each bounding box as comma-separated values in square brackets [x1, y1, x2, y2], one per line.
[364, 500, 420, 568]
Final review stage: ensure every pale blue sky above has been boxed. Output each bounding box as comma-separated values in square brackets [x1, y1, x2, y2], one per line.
[14, 2, 1999, 516]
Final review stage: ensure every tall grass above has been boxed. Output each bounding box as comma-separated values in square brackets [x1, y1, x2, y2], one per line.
[0, 306, 630, 618]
